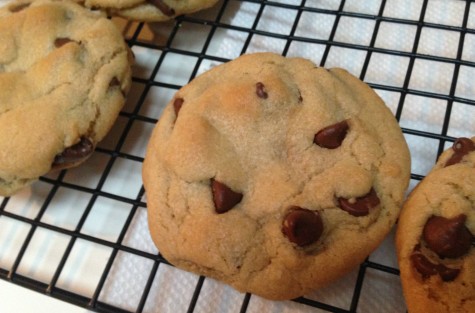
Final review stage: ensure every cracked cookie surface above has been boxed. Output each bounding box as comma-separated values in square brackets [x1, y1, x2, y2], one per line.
[76, 0, 219, 22]
[0, 0, 132, 196]
[396, 137, 475, 313]
[143, 52, 411, 300]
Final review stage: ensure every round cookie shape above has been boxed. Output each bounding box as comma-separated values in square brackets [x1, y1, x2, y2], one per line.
[0, 0, 132, 196]
[396, 137, 475, 313]
[78, 0, 220, 22]
[143, 52, 411, 300]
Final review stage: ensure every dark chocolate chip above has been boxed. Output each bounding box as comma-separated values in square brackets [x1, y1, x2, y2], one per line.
[338, 188, 380, 217]
[109, 77, 120, 87]
[211, 179, 243, 214]
[54, 37, 74, 48]
[410, 250, 460, 281]
[314, 120, 349, 149]
[282, 207, 323, 247]
[173, 98, 184, 117]
[109, 77, 126, 97]
[53, 137, 94, 166]
[9, 2, 30, 12]
[423, 214, 473, 259]
[147, 0, 175, 16]
[437, 264, 461, 282]
[255, 82, 268, 99]
[410, 251, 438, 279]
[445, 137, 475, 167]
[297, 89, 303, 102]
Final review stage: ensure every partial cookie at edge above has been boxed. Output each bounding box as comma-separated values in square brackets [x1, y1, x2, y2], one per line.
[78, 0, 220, 22]
[396, 137, 475, 313]
[0, 0, 132, 196]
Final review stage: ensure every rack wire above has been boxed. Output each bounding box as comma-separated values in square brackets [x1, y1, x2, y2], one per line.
[1, 0, 475, 312]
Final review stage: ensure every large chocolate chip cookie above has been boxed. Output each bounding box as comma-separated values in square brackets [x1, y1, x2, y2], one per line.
[143, 52, 411, 300]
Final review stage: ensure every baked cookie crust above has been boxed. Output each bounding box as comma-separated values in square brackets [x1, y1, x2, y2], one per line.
[143, 52, 411, 300]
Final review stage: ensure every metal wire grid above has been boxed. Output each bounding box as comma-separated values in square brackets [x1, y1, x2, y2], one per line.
[1, 0, 475, 312]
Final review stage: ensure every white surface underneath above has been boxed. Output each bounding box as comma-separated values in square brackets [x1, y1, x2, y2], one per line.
[0, 280, 93, 313]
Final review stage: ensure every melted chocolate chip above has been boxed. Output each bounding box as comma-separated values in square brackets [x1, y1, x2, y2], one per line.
[410, 250, 460, 282]
[445, 137, 475, 167]
[211, 179, 243, 214]
[109, 77, 126, 97]
[54, 37, 74, 48]
[9, 2, 30, 12]
[282, 207, 323, 247]
[314, 120, 349, 149]
[410, 251, 438, 278]
[338, 188, 380, 217]
[173, 98, 184, 117]
[147, 0, 175, 16]
[255, 82, 268, 99]
[423, 214, 473, 259]
[437, 264, 461, 282]
[53, 137, 94, 166]
[109, 77, 120, 87]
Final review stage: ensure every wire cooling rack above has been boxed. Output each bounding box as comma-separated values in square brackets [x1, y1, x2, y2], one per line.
[1, 0, 475, 312]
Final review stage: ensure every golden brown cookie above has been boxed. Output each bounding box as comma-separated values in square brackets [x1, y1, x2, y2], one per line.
[77, 0, 220, 22]
[0, 0, 132, 196]
[396, 137, 475, 313]
[143, 52, 411, 300]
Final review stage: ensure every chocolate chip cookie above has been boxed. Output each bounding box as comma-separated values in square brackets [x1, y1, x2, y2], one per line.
[0, 0, 132, 196]
[77, 0, 219, 22]
[143, 52, 411, 300]
[396, 137, 475, 313]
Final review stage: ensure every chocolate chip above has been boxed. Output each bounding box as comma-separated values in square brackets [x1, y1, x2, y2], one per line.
[54, 37, 74, 48]
[445, 137, 475, 167]
[173, 98, 184, 117]
[423, 214, 473, 259]
[314, 120, 349, 149]
[437, 264, 461, 282]
[109, 77, 126, 97]
[147, 0, 175, 16]
[410, 250, 460, 281]
[9, 2, 30, 12]
[282, 207, 323, 247]
[255, 82, 268, 99]
[410, 251, 438, 279]
[338, 188, 380, 217]
[109, 77, 120, 87]
[53, 137, 94, 167]
[211, 179, 243, 214]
